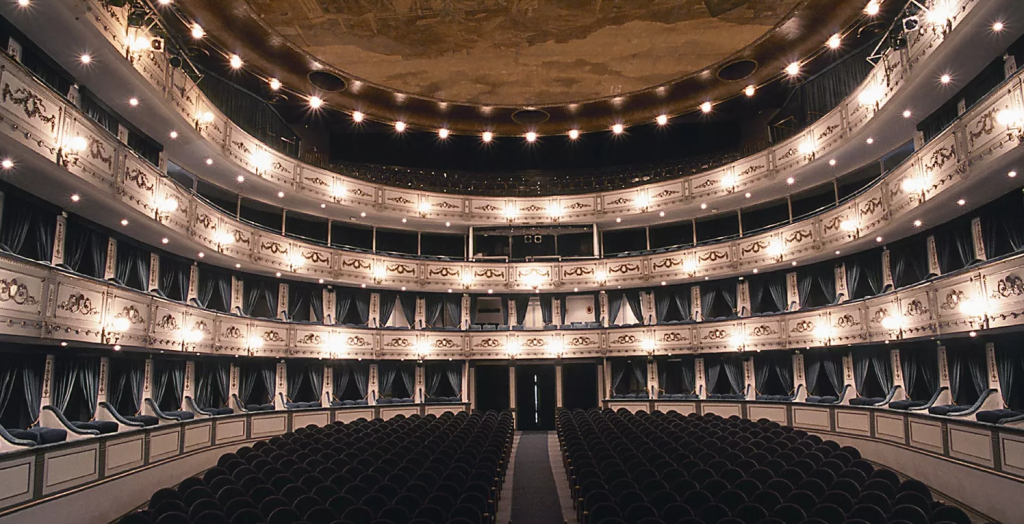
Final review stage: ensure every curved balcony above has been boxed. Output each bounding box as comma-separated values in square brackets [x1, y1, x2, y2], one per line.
[3, 0, 1018, 233]
[2, 43, 1023, 292]
[2, 235, 1022, 360]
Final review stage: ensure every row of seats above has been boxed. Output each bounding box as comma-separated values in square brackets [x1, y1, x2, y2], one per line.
[119, 410, 512, 524]
[558, 408, 978, 524]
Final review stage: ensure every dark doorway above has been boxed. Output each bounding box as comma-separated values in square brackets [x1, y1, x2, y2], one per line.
[562, 362, 598, 410]
[475, 364, 510, 413]
[516, 364, 556, 430]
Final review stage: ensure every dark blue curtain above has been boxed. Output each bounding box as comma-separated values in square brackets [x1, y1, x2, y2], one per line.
[844, 260, 861, 302]
[353, 290, 370, 324]
[514, 295, 530, 326]
[655, 289, 672, 323]
[822, 354, 843, 395]
[77, 358, 99, 419]
[425, 295, 444, 328]
[872, 351, 893, 393]
[996, 347, 1020, 406]
[399, 365, 415, 399]
[444, 296, 461, 328]
[286, 362, 306, 400]
[722, 356, 744, 395]
[680, 358, 695, 394]
[625, 291, 643, 324]
[704, 358, 721, 394]
[159, 257, 190, 301]
[805, 354, 821, 395]
[379, 363, 397, 397]
[673, 287, 691, 320]
[607, 293, 623, 325]
[335, 289, 353, 324]
[333, 363, 352, 399]
[379, 291, 398, 326]
[400, 294, 418, 328]
[540, 295, 553, 325]
[774, 357, 793, 393]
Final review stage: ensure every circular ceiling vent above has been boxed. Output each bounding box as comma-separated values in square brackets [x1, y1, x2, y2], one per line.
[308, 71, 347, 92]
[512, 109, 550, 125]
[717, 60, 758, 81]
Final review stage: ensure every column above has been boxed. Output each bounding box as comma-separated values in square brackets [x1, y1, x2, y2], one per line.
[937, 345, 951, 389]
[890, 349, 906, 401]
[786, 272, 799, 311]
[737, 280, 751, 317]
[694, 358, 707, 399]
[182, 361, 195, 409]
[273, 361, 287, 409]
[369, 293, 380, 327]
[842, 353, 856, 399]
[792, 353, 807, 400]
[468, 363, 476, 409]
[143, 359, 153, 403]
[148, 253, 160, 292]
[104, 238, 117, 280]
[229, 364, 240, 399]
[555, 362, 563, 408]
[985, 342, 999, 393]
[599, 291, 609, 327]
[323, 288, 336, 324]
[743, 358, 756, 399]
[322, 364, 333, 405]
[415, 296, 426, 329]
[553, 298, 562, 327]
[835, 263, 850, 303]
[881, 249, 894, 291]
[691, 286, 702, 321]
[602, 358, 612, 399]
[51, 213, 66, 266]
[230, 276, 243, 314]
[277, 283, 289, 320]
[461, 361, 469, 402]
[509, 363, 517, 427]
[972, 217, 988, 262]
[187, 263, 199, 304]
[368, 364, 379, 405]
[648, 358, 659, 399]
[97, 357, 109, 408]
[926, 236, 941, 276]
[40, 355, 55, 413]
[461, 294, 471, 330]
[415, 363, 425, 403]
[596, 360, 605, 406]
[507, 297, 516, 330]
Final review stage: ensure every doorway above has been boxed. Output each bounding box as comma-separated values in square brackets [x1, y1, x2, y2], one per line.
[515, 364, 556, 430]
[475, 364, 510, 413]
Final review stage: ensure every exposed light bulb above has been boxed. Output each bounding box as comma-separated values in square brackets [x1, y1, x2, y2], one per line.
[268, 78, 281, 91]
[438, 128, 450, 139]
[700, 102, 712, 113]
[394, 121, 407, 132]
[785, 62, 801, 76]
[744, 85, 756, 97]
[827, 34, 842, 49]
[865, 0, 880, 16]
[525, 131, 537, 142]
[236, 175, 245, 183]
[940, 74, 952, 84]
[786, 177, 795, 185]
[17, 0, 29, 6]
[352, 111, 364, 122]
[169, 131, 178, 139]
[902, 110, 912, 118]
[482, 131, 493, 142]
[611, 124, 624, 134]
[129, 97, 139, 106]
[656, 115, 668, 125]
[993, 22, 1005, 32]
[191, 24, 205, 39]
[80, 54, 92, 64]
[568, 129, 580, 139]
[309, 96, 323, 109]
[229, 54, 243, 69]
[70, 194, 80, 202]
[0, 159, 12, 169]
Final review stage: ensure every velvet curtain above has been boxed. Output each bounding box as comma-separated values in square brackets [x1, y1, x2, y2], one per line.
[400, 365, 415, 399]
[335, 289, 353, 324]
[967, 349, 988, 400]
[540, 295, 553, 325]
[625, 291, 643, 324]
[426, 365, 443, 397]
[720, 286, 737, 318]
[853, 351, 871, 395]
[655, 289, 672, 323]
[700, 288, 716, 320]
[822, 354, 843, 395]
[333, 363, 351, 400]
[805, 354, 821, 395]
[514, 295, 530, 326]
[722, 357, 744, 395]
[446, 363, 462, 398]
[871, 351, 893, 393]
[444, 296, 461, 328]
[754, 355, 772, 393]
[353, 290, 370, 324]
[948, 349, 963, 403]
[286, 362, 306, 400]
[159, 257, 190, 301]
[631, 360, 646, 390]
[680, 358, 695, 394]
[169, 361, 185, 409]
[425, 295, 444, 328]
[238, 365, 256, 405]
[767, 277, 788, 312]
[307, 365, 323, 402]
[77, 358, 99, 419]
[260, 366, 275, 404]
[378, 291, 397, 327]
[901, 350, 918, 399]
[352, 363, 368, 399]
[774, 357, 793, 393]
[23, 358, 42, 424]
[996, 347, 1019, 406]
[818, 266, 837, 304]
[379, 363, 397, 397]
[748, 280, 764, 316]
[607, 293, 622, 326]
[797, 274, 813, 310]
[0, 358, 19, 421]
[610, 361, 626, 394]
[845, 261, 861, 302]
[705, 358, 721, 394]
[400, 294, 418, 328]
[673, 287, 691, 321]
[51, 357, 79, 412]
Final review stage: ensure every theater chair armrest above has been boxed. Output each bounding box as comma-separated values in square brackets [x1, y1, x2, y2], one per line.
[96, 402, 145, 429]
[184, 396, 213, 418]
[40, 406, 99, 440]
[998, 414, 1024, 427]
[0, 426, 36, 451]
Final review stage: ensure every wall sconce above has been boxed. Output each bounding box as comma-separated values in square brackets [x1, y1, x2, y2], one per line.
[797, 141, 816, 162]
[101, 316, 131, 346]
[373, 264, 387, 284]
[549, 339, 563, 359]
[289, 253, 306, 271]
[635, 192, 650, 213]
[507, 340, 521, 360]
[881, 314, 905, 339]
[194, 110, 214, 130]
[642, 338, 656, 356]
[548, 204, 563, 222]
[246, 335, 264, 356]
[414, 340, 430, 362]
[461, 272, 474, 289]
[504, 205, 517, 223]
[213, 230, 234, 252]
[997, 109, 1024, 144]
[331, 182, 346, 202]
[523, 272, 544, 291]
[958, 297, 989, 330]
[180, 328, 203, 352]
[595, 270, 608, 286]
[252, 150, 271, 176]
[155, 196, 179, 221]
[682, 259, 698, 276]
[721, 173, 737, 193]
[57, 136, 88, 167]
[766, 241, 785, 262]
[418, 201, 431, 217]
[813, 323, 834, 346]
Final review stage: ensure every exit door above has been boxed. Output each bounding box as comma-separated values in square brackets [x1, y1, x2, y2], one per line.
[516, 364, 556, 430]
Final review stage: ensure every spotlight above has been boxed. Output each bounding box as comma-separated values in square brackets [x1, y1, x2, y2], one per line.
[940, 74, 951, 84]
[206, 158, 213, 165]
[120, 219, 129, 226]
[394, 121, 407, 132]
[525, 131, 538, 142]
[827, 34, 842, 49]
[229, 54, 243, 69]
[866, 137, 874, 144]
[158, 0, 171, 4]
[236, 175, 245, 183]
[993, 22, 1005, 32]
[198, 252, 205, 258]
[71, 194, 80, 202]
[786, 177, 795, 185]
[568, 129, 580, 139]
[700, 102, 712, 113]
[913, 220, 922, 227]
[482, 131, 493, 142]
[352, 111, 364, 122]
[744, 85, 756, 97]
[902, 110, 912, 118]
[309, 96, 323, 109]
[169, 131, 178, 139]
[785, 62, 800, 76]
[277, 191, 285, 198]
[268, 78, 281, 91]
[80, 54, 92, 64]
[0, 159, 12, 169]
[161, 238, 169, 244]
[875, 236, 883, 242]
[700, 203, 707, 210]
[1009, 171, 1018, 178]
[438, 128, 450, 139]
[611, 124, 624, 134]
[829, 159, 837, 166]
[656, 115, 668, 125]
[129, 97, 139, 106]
[957, 199, 966, 206]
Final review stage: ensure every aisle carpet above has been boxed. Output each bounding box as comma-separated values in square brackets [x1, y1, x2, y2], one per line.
[510, 431, 564, 524]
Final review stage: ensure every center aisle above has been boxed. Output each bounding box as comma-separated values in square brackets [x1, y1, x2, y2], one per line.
[510, 431, 566, 524]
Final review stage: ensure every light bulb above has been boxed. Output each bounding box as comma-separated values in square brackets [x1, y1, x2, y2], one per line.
[268, 78, 281, 91]
[229, 54, 243, 69]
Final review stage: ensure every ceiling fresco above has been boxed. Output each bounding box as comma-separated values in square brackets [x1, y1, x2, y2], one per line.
[247, 0, 802, 105]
